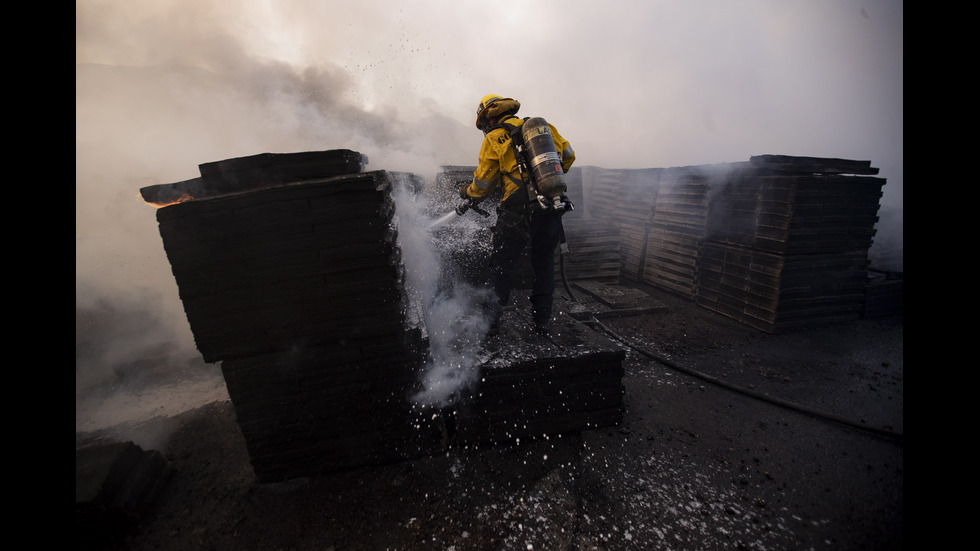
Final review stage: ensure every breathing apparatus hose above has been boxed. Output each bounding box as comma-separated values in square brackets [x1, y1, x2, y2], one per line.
[582, 316, 904, 444]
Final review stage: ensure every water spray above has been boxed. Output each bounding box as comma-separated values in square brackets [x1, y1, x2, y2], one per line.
[392, 181, 498, 409]
[425, 211, 459, 231]
[425, 197, 490, 231]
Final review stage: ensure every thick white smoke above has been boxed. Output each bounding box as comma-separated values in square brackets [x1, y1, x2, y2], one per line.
[392, 181, 495, 409]
[75, 48, 474, 435]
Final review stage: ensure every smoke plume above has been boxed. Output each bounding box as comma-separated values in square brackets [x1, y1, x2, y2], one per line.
[75, 8, 474, 433]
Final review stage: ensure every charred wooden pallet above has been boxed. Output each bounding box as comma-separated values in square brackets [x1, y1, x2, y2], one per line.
[643, 227, 702, 298]
[617, 223, 649, 282]
[616, 169, 661, 226]
[603, 169, 661, 282]
[651, 167, 714, 233]
[583, 168, 626, 222]
[452, 301, 626, 449]
[140, 149, 368, 206]
[695, 242, 869, 333]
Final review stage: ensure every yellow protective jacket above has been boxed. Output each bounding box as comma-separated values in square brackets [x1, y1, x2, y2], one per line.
[464, 115, 575, 202]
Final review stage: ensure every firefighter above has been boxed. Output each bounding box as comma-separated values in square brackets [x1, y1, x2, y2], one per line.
[459, 94, 576, 336]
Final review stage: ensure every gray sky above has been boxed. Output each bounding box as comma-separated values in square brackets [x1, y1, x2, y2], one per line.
[76, 0, 903, 357]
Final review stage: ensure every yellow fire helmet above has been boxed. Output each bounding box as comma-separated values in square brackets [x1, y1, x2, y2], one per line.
[475, 94, 521, 130]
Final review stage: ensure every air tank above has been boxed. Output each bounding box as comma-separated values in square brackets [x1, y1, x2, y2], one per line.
[520, 117, 567, 200]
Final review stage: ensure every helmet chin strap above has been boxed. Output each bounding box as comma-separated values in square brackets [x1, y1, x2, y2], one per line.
[480, 113, 504, 134]
[482, 112, 517, 132]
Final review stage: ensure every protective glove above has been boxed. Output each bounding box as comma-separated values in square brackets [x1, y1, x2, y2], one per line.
[459, 182, 471, 200]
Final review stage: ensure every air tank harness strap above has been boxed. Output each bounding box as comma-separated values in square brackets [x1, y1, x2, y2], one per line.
[498, 118, 546, 212]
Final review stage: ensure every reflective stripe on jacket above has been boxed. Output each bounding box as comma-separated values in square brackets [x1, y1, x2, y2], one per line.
[465, 115, 575, 202]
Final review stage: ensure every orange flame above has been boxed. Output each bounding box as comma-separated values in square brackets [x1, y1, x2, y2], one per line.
[141, 191, 195, 208]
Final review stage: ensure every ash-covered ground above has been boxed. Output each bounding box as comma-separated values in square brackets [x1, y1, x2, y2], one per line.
[76, 280, 903, 551]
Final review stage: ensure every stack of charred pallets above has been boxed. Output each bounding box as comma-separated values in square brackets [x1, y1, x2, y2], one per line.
[582, 164, 715, 298]
[581, 155, 888, 332]
[147, 151, 627, 482]
[147, 150, 442, 482]
[579, 165, 716, 296]
[695, 155, 885, 332]
[642, 166, 720, 298]
[588, 169, 662, 281]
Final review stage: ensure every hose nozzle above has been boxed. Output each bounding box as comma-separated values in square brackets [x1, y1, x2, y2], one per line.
[456, 198, 490, 217]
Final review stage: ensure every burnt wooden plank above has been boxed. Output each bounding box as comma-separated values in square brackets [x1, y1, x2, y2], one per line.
[141, 149, 368, 205]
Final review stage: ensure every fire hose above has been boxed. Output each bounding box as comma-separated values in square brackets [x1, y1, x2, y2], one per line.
[455, 198, 490, 217]
[580, 313, 904, 444]
[551, 232, 900, 441]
